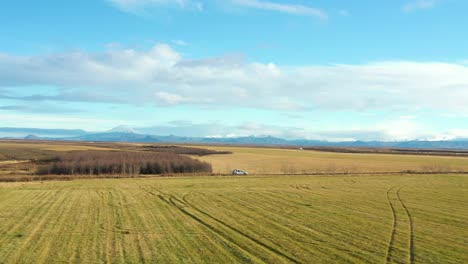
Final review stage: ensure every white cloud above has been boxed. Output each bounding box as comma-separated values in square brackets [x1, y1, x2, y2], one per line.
[443, 129, 468, 140]
[0, 113, 127, 131]
[231, 0, 327, 19]
[136, 119, 464, 141]
[108, 0, 203, 14]
[402, 0, 436, 12]
[1, 44, 468, 115]
[155, 91, 187, 104]
[377, 117, 424, 141]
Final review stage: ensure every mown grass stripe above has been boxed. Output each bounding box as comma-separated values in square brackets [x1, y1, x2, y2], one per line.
[397, 187, 415, 264]
[385, 186, 398, 264]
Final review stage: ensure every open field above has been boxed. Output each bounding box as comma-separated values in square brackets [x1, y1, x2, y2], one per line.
[0, 141, 120, 161]
[2, 140, 468, 179]
[301, 146, 468, 157]
[194, 146, 468, 174]
[0, 141, 467, 263]
[0, 174, 467, 263]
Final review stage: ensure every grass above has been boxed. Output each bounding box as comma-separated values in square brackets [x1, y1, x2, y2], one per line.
[193, 146, 468, 174]
[0, 141, 467, 262]
[0, 174, 467, 263]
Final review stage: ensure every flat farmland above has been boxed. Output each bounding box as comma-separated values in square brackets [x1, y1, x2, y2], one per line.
[2, 141, 468, 177]
[0, 141, 119, 161]
[0, 175, 467, 263]
[194, 146, 468, 174]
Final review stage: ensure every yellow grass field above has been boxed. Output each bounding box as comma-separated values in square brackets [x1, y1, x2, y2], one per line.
[194, 146, 468, 174]
[0, 175, 467, 263]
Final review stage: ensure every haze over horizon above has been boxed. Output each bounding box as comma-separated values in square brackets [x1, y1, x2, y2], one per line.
[1, 0, 468, 141]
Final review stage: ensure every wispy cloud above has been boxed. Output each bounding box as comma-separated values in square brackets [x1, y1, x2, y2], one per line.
[231, 0, 327, 19]
[0, 113, 127, 131]
[0, 104, 79, 113]
[107, 0, 203, 14]
[172, 39, 188, 46]
[109, 0, 327, 19]
[402, 0, 436, 12]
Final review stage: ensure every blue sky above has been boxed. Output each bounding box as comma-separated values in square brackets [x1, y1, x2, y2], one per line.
[1, 0, 468, 140]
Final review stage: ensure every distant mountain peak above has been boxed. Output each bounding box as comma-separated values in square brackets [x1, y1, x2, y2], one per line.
[24, 134, 41, 140]
[107, 125, 139, 134]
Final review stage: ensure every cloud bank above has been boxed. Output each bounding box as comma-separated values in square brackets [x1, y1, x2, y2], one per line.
[136, 118, 466, 142]
[1, 44, 468, 113]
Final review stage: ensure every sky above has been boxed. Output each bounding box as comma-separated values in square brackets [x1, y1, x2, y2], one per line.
[1, 0, 468, 141]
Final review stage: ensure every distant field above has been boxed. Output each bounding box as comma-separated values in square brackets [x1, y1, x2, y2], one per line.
[194, 146, 468, 174]
[2, 141, 468, 179]
[0, 175, 466, 263]
[0, 141, 118, 161]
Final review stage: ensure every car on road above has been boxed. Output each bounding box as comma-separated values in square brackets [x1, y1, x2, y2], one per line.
[232, 169, 248, 175]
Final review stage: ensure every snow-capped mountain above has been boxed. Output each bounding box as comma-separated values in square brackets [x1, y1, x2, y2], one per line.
[106, 125, 139, 134]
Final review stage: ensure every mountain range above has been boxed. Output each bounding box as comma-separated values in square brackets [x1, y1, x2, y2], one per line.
[1, 126, 468, 150]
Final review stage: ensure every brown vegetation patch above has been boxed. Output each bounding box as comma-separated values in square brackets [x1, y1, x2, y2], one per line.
[302, 147, 468, 157]
[143, 145, 232, 156]
[38, 151, 212, 176]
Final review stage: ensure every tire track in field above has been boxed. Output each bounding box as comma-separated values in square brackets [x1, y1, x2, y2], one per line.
[275, 187, 388, 249]
[385, 186, 414, 264]
[139, 186, 298, 263]
[137, 186, 258, 263]
[180, 193, 301, 264]
[385, 186, 398, 264]
[396, 187, 415, 264]
[213, 192, 368, 263]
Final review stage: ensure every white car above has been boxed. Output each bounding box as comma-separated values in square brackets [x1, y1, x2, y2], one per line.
[232, 169, 248, 175]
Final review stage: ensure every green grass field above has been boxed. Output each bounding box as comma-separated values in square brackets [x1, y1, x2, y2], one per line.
[1, 174, 467, 263]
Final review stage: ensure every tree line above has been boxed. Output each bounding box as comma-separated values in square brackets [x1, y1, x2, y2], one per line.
[38, 151, 212, 175]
